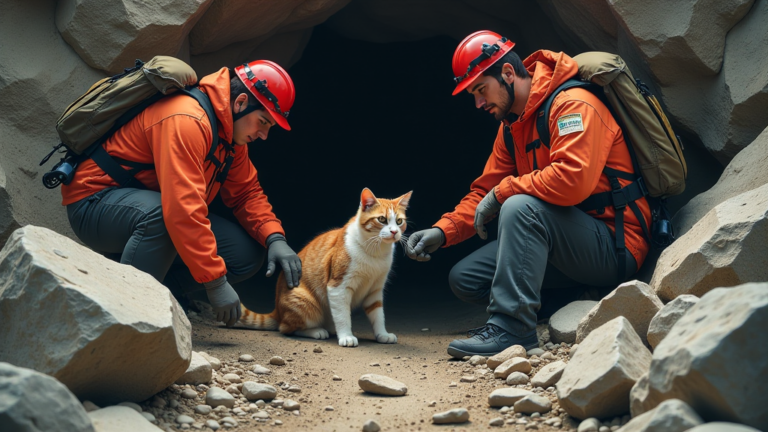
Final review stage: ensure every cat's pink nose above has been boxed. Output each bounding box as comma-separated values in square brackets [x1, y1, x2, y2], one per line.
[390, 230, 397, 236]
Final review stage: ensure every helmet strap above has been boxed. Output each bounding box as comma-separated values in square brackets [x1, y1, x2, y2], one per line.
[233, 104, 259, 123]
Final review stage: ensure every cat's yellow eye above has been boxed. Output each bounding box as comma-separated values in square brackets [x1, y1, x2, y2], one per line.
[377, 216, 387, 224]
[396, 218, 403, 225]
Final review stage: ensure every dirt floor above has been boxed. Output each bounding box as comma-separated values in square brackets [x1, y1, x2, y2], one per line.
[154, 285, 580, 432]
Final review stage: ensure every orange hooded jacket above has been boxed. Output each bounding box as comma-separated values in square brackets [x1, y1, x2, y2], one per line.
[434, 50, 651, 268]
[61, 68, 285, 283]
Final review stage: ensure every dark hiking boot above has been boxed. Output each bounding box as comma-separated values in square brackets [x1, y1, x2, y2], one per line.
[447, 323, 538, 358]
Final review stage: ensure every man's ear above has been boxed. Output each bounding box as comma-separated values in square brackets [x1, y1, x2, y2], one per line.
[233, 93, 249, 113]
[502, 63, 515, 85]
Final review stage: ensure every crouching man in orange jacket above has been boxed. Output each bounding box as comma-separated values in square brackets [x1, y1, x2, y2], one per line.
[62, 60, 302, 327]
[406, 31, 651, 357]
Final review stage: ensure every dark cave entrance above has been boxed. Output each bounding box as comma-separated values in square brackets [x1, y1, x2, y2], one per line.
[226, 25, 509, 311]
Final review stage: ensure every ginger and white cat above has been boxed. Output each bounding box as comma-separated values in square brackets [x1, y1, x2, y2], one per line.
[239, 188, 411, 347]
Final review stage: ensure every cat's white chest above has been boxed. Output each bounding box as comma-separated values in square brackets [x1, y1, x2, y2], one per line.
[343, 226, 395, 304]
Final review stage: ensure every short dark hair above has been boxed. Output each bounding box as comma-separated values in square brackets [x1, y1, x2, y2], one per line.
[482, 50, 530, 82]
[229, 71, 263, 111]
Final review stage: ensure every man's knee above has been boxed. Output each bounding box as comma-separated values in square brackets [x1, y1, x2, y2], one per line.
[499, 194, 542, 222]
[448, 262, 488, 305]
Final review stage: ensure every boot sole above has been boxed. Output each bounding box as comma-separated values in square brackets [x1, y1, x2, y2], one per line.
[446, 339, 540, 359]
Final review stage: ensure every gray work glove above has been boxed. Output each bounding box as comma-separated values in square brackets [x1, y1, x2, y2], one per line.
[265, 233, 302, 288]
[474, 188, 502, 240]
[405, 228, 445, 262]
[203, 275, 241, 327]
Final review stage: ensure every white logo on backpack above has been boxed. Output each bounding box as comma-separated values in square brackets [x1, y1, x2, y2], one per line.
[557, 113, 584, 136]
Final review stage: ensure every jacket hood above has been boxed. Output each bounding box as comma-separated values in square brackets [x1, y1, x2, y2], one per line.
[520, 50, 579, 121]
[198, 67, 234, 143]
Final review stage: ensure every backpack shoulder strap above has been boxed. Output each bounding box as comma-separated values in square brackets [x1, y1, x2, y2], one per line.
[181, 88, 219, 159]
[537, 78, 595, 147]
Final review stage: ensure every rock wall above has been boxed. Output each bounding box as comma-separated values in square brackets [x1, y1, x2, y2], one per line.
[1, 0, 766, 254]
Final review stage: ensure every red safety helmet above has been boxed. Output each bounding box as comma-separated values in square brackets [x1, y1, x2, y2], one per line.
[234, 60, 295, 130]
[451, 30, 515, 96]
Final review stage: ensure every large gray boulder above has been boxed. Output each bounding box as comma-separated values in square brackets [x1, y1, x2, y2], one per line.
[549, 301, 597, 344]
[650, 184, 768, 302]
[674, 126, 768, 237]
[55, 0, 213, 74]
[0, 0, 105, 244]
[617, 398, 703, 432]
[557, 317, 652, 420]
[0, 226, 192, 405]
[576, 281, 663, 345]
[646, 295, 699, 350]
[0, 362, 95, 432]
[0, 165, 20, 249]
[630, 283, 768, 430]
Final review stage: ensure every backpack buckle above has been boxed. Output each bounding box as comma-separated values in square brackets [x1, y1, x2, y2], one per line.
[636, 177, 649, 196]
[609, 177, 627, 210]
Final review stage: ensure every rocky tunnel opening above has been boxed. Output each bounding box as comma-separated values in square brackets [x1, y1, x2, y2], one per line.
[224, 25, 519, 314]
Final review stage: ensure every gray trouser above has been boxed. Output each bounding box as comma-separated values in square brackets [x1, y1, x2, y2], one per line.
[67, 187, 265, 297]
[448, 194, 637, 337]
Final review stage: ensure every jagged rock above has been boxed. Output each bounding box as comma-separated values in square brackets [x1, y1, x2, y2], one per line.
[0, 362, 95, 432]
[55, 0, 213, 74]
[630, 283, 768, 430]
[488, 388, 533, 407]
[485, 345, 528, 370]
[660, 0, 768, 163]
[432, 408, 469, 424]
[358, 374, 407, 396]
[609, 0, 753, 85]
[176, 352, 212, 385]
[576, 281, 663, 345]
[513, 394, 552, 414]
[89, 406, 162, 432]
[618, 398, 702, 432]
[650, 185, 768, 302]
[0, 226, 192, 405]
[189, 0, 350, 57]
[646, 295, 699, 349]
[531, 360, 567, 388]
[674, 127, 768, 237]
[0, 165, 20, 249]
[558, 317, 652, 419]
[493, 357, 531, 379]
[686, 423, 762, 432]
[241, 382, 277, 401]
[549, 301, 597, 344]
[0, 1, 105, 243]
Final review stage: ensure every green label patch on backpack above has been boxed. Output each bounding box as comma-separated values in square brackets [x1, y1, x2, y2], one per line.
[557, 113, 584, 136]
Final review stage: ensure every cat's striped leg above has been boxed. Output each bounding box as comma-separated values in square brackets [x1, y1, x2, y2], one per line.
[364, 286, 397, 344]
[328, 285, 358, 347]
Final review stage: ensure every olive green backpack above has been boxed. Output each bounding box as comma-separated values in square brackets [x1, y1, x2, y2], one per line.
[41, 56, 226, 189]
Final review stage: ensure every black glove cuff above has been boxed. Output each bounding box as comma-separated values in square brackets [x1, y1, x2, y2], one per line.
[435, 227, 446, 247]
[266, 233, 287, 248]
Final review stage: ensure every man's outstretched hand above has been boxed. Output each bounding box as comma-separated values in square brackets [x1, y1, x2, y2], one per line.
[405, 228, 445, 262]
[203, 276, 241, 327]
[265, 234, 302, 288]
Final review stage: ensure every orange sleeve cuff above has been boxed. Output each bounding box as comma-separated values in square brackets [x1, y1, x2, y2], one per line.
[433, 218, 459, 248]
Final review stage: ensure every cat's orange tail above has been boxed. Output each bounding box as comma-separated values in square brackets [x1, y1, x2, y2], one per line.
[239, 305, 279, 330]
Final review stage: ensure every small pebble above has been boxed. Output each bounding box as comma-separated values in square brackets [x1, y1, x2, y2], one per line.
[541, 352, 556, 360]
[205, 420, 220, 430]
[141, 412, 156, 423]
[362, 419, 381, 432]
[599, 427, 610, 432]
[468, 355, 487, 366]
[460, 376, 477, 383]
[176, 414, 195, 424]
[490, 417, 504, 427]
[195, 405, 212, 415]
[150, 395, 166, 408]
[181, 389, 198, 399]
[269, 356, 286, 366]
[313, 346, 323, 353]
[369, 362, 380, 367]
[283, 400, 300, 411]
[432, 408, 470, 424]
[428, 401, 436, 407]
[253, 410, 270, 419]
[324, 406, 334, 411]
[220, 416, 238, 426]
[223, 373, 241, 383]
[253, 365, 271, 374]
[287, 385, 301, 393]
[239, 354, 255, 362]
[332, 375, 342, 381]
[271, 399, 284, 407]
[448, 382, 458, 387]
[274, 420, 283, 426]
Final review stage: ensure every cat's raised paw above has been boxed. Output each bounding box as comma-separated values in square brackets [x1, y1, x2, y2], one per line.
[376, 333, 398, 344]
[338, 335, 359, 347]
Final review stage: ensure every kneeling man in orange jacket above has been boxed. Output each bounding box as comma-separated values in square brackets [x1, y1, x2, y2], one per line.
[406, 32, 651, 358]
[62, 60, 302, 327]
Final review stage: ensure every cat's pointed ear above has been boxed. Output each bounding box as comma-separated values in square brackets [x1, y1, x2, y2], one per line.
[397, 191, 413, 209]
[360, 188, 378, 211]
